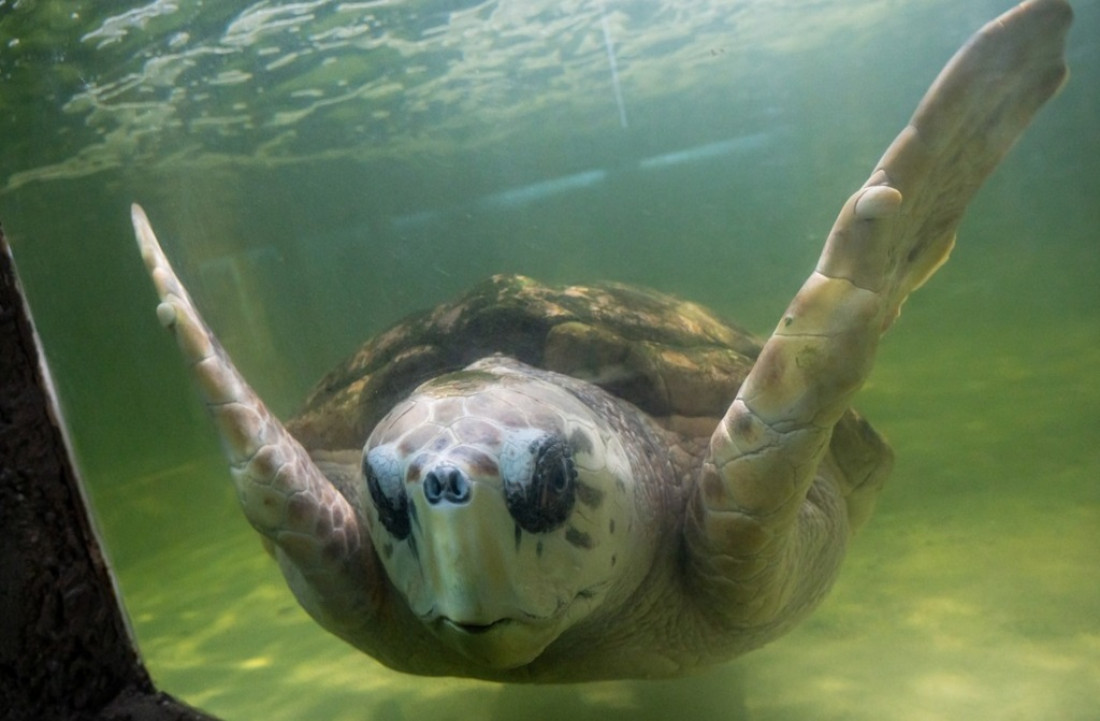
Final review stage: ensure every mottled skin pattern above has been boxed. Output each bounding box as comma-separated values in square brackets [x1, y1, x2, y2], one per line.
[132, 0, 1070, 682]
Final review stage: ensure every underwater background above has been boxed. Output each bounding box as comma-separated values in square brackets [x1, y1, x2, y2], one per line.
[2, 0, 1097, 718]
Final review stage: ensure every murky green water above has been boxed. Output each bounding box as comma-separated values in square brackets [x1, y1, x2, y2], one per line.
[3, 1, 1098, 719]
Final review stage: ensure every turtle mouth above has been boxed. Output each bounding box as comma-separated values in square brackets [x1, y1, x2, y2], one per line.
[442, 617, 512, 635]
[428, 614, 559, 669]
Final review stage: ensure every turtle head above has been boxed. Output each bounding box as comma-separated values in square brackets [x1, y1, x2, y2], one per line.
[361, 361, 638, 670]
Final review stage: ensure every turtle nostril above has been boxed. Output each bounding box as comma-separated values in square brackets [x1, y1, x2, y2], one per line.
[424, 473, 443, 503]
[423, 465, 471, 505]
[448, 471, 471, 503]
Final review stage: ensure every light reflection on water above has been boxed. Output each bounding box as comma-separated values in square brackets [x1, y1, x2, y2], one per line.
[3, 0, 933, 192]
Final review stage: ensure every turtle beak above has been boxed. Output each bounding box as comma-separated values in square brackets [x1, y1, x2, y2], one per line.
[409, 462, 567, 668]
[413, 468, 526, 624]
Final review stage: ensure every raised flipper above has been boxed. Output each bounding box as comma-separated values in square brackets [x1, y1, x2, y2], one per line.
[686, 0, 1071, 631]
[131, 204, 379, 631]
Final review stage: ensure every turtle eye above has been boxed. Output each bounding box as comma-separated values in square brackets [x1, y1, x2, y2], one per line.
[503, 434, 577, 534]
[364, 449, 411, 540]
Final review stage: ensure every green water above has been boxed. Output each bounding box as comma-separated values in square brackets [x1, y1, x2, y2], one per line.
[3, 1, 1098, 719]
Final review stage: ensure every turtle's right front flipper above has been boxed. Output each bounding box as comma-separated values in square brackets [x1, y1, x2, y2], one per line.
[131, 204, 379, 629]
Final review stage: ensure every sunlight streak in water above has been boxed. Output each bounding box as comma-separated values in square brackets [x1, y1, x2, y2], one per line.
[597, 0, 628, 129]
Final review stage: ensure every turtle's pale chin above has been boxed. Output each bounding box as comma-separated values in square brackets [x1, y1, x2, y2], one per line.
[429, 616, 563, 670]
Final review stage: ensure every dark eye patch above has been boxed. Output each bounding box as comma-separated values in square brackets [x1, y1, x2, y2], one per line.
[364, 451, 411, 540]
[503, 434, 576, 534]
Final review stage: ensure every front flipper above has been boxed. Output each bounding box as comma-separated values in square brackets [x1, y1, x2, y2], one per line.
[131, 204, 379, 631]
[686, 0, 1071, 633]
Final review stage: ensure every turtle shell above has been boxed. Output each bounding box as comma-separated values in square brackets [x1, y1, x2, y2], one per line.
[286, 273, 889, 510]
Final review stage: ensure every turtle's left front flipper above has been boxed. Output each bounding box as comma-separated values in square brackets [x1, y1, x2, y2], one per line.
[131, 204, 380, 630]
[685, 0, 1071, 635]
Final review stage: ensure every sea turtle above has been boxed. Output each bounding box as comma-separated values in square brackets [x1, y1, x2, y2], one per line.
[131, 0, 1070, 682]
